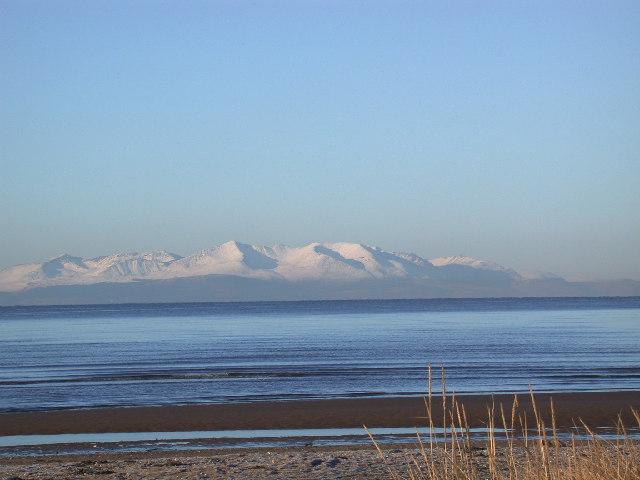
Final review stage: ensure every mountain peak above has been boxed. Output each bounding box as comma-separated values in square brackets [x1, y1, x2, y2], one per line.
[46, 253, 83, 264]
[219, 240, 243, 248]
[430, 255, 505, 270]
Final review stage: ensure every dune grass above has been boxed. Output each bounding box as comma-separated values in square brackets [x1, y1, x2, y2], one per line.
[367, 366, 640, 480]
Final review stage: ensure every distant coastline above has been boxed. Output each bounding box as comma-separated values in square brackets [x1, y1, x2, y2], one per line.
[1, 295, 640, 311]
[1, 276, 639, 307]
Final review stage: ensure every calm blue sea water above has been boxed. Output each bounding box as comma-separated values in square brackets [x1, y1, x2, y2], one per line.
[0, 297, 639, 412]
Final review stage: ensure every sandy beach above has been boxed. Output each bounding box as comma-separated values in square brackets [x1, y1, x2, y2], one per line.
[0, 444, 516, 480]
[2, 441, 639, 480]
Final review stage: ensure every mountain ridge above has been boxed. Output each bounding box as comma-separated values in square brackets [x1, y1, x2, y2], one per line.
[1, 241, 638, 305]
[0, 241, 514, 292]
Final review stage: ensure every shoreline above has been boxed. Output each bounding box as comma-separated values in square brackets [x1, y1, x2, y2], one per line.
[2, 391, 638, 437]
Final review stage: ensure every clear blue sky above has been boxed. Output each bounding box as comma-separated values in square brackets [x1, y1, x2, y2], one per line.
[1, 0, 639, 280]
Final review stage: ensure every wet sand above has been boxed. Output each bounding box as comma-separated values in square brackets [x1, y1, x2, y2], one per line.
[1, 391, 638, 436]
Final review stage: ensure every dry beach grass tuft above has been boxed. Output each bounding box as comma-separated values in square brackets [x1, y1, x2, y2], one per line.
[367, 366, 640, 480]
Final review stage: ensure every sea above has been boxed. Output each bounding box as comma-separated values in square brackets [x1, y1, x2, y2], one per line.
[1, 297, 639, 413]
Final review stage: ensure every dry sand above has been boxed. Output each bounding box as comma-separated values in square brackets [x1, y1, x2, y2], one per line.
[1, 442, 636, 480]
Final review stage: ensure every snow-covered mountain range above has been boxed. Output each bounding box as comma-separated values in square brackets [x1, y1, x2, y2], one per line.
[0, 241, 637, 305]
[0, 241, 526, 292]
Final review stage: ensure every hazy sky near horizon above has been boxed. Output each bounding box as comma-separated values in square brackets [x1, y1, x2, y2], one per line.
[1, 1, 639, 280]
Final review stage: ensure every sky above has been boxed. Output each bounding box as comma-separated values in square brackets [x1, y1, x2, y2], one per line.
[1, 1, 639, 280]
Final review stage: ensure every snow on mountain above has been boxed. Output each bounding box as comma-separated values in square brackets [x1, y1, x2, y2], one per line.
[0, 242, 549, 292]
[156, 241, 438, 282]
[0, 254, 89, 292]
[0, 263, 47, 292]
[160, 241, 433, 282]
[269, 243, 371, 281]
[86, 250, 182, 279]
[429, 255, 516, 273]
[323, 242, 435, 279]
[427, 255, 522, 283]
[163, 241, 279, 280]
[0, 251, 181, 291]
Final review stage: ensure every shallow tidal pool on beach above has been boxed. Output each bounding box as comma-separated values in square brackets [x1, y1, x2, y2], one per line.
[2, 425, 639, 457]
